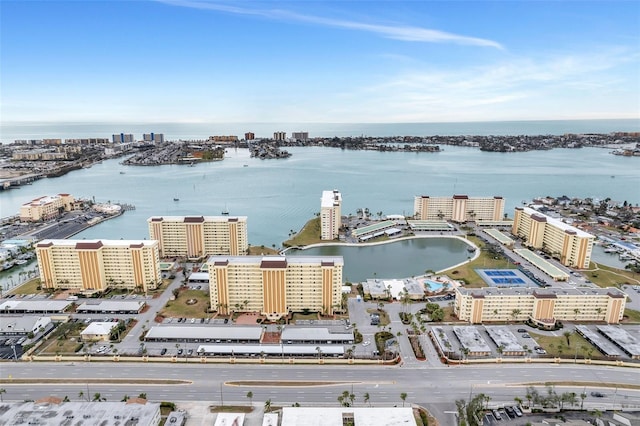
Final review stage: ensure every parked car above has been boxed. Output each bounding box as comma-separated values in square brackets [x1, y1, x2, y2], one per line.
[517, 328, 527, 333]
[591, 392, 606, 398]
[504, 406, 516, 417]
[160, 348, 167, 355]
[177, 349, 183, 355]
[512, 406, 523, 417]
[522, 333, 531, 338]
[492, 409, 502, 420]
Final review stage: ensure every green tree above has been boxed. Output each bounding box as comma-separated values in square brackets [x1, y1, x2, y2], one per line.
[0, 388, 6, 402]
[264, 399, 272, 413]
[400, 392, 408, 407]
[363, 392, 371, 407]
[246, 391, 253, 407]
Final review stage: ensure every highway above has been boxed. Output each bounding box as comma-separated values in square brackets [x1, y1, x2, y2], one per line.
[1, 362, 639, 423]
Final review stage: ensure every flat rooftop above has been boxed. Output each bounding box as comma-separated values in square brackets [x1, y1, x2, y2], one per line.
[457, 286, 624, 298]
[513, 249, 570, 280]
[197, 344, 344, 356]
[484, 228, 515, 245]
[0, 299, 71, 312]
[574, 325, 623, 357]
[146, 326, 263, 341]
[522, 206, 594, 239]
[351, 220, 396, 237]
[484, 326, 524, 353]
[597, 325, 640, 357]
[281, 327, 353, 341]
[206, 255, 344, 266]
[321, 190, 341, 208]
[281, 407, 416, 426]
[453, 326, 491, 353]
[0, 400, 160, 425]
[77, 300, 145, 312]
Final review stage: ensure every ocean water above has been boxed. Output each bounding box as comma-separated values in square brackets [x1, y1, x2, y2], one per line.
[1, 118, 638, 143]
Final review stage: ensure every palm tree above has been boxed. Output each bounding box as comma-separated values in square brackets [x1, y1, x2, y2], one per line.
[510, 309, 521, 323]
[363, 392, 371, 407]
[246, 391, 253, 407]
[78, 390, 85, 402]
[264, 398, 272, 413]
[92, 392, 105, 402]
[400, 392, 408, 407]
[563, 331, 573, 347]
[573, 308, 581, 321]
[0, 388, 6, 402]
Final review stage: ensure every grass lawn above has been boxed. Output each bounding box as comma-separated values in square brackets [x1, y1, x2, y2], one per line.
[161, 289, 210, 318]
[39, 322, 87, 355]
[622, 308, 640, 323]
[438, 236, 513, 287]
[291, 312, 319, 323]
[210, 406, 254, 413]
[367, 308, 390, 326]
[586, 262, 640, 288]
[529, 331, 599, 358]
[247, 245, 279, 255]
[7, 278, 42, 295]
[283, 217, 324, 247]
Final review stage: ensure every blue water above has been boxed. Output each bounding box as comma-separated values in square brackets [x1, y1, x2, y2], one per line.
[423, 279, 445, 291]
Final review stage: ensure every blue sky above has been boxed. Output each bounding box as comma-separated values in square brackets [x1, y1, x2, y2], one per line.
[1, 0, 639, 123]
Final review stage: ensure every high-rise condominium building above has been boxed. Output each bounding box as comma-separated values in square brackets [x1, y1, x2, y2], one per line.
[36, 239, 161, 293]
[273, 131, 286, 141]
[112, 133, 135, 143]
[512, 207, 594, 268]
[291, 132, 309, 141]
[413, 195, 505, 222]
[142, 133, 164, 143]
[19, 194, 75, 222]
[207, 255, 343, 320]
[148, 216, 248, 259]
[321, 190, 342, 240]
[455, 286, 625, 325]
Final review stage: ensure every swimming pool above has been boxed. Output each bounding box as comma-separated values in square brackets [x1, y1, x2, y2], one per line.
[423, 279, 445, 292]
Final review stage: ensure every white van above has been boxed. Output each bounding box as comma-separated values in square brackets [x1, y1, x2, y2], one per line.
[66, 295, 79, 301]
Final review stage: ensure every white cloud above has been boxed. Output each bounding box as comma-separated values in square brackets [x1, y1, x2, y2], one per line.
[159, 0, 503, 49]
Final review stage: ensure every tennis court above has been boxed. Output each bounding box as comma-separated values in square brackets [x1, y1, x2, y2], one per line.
[475, 268, 537, 287]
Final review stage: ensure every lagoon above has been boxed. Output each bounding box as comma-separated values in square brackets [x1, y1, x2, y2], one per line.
[288, 237, 473, 283]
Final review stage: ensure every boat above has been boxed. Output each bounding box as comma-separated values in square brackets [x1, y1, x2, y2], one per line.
[15, 259, 28, 265]
[119, 171, 125, 174]
[221, 205, 229, 215]
[173, 198, 179, 202]
[243, 164, 249, 167]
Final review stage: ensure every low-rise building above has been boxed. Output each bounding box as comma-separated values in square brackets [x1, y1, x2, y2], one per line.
[0, 316, 52, 336]
[0, 399, 161, 425]
[80, 321, 117, 342]
[19, 193, 75, 222]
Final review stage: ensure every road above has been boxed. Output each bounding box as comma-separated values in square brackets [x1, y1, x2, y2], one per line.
[1, 362, 639, 425]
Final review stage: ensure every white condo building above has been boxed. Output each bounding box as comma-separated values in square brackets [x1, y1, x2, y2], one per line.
[321, 190, 342, 240]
